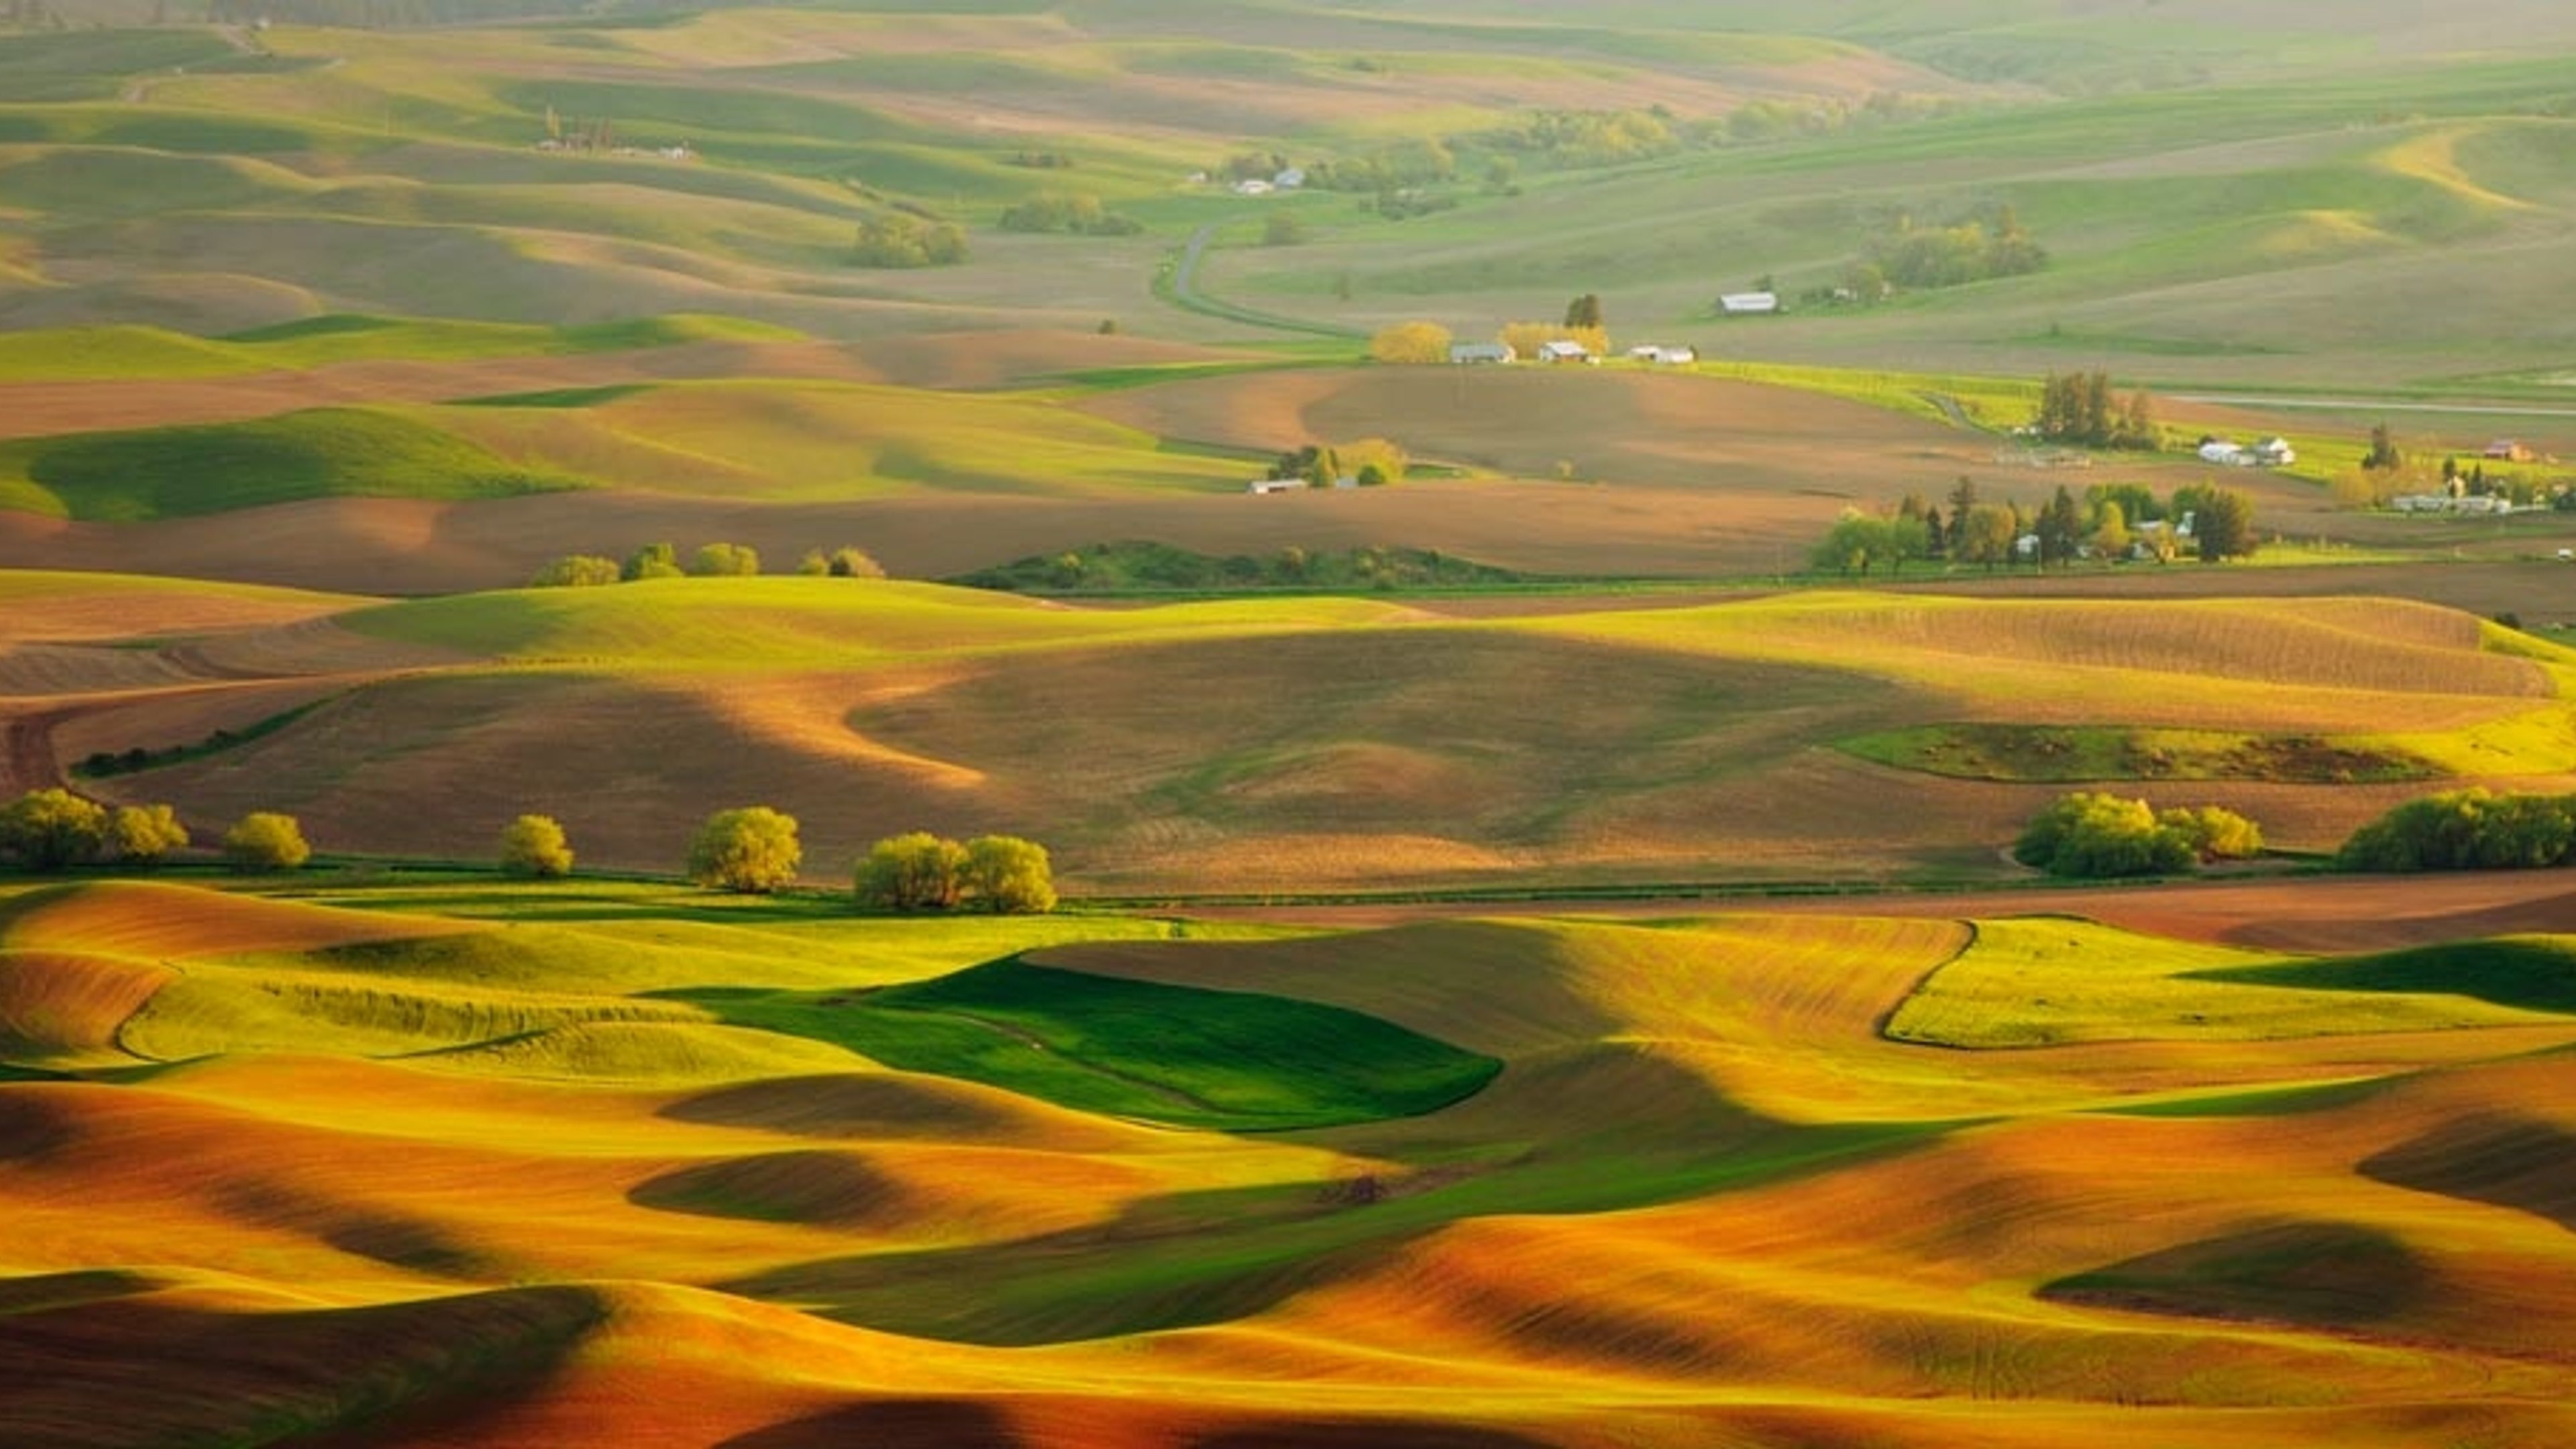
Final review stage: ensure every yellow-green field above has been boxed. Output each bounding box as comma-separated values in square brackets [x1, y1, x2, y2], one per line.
[7, 876, 2576, 1446]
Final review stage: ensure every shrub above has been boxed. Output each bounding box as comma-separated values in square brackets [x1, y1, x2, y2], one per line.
[0, 789, 108, 871]
[688, 806, 800, 893]
[2337, 788, 2576, 872]
[798, 545, 883, 579]
[2014, 792, 2196, 878]
[223, 812, 310, 872]
[623, 542, 682, 582]
[109, 804, 189, 866]
[688, 541, 759, 577]
[2157, 804, 2263, 862]
[498, 814, 574, 879]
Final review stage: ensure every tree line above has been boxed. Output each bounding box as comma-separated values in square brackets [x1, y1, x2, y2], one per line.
[1, 790, 305, 873]
[1, 789, 1057, 912]
[1809, 477, 2257, 577]
[532, 541, 882, 588]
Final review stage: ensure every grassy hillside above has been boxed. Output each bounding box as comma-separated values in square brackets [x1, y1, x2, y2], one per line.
[0, 570, 2548, 888]
[0, 405, 581, 520]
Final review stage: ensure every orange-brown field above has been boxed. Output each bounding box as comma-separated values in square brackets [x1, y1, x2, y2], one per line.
[5, 877, 2576, 1447]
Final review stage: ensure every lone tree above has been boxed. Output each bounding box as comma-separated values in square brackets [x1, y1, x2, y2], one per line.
[688, 806, 801, 894]
[963, 835, 1056, 914]
[853, 831, 968, 912]
[0, 788, 107, 871]
[2188, 484, 2258, 562]
[1564, 292, 1603, 329]
[109, 804, 189, 866]
[223, 812, 310, 873]
[499, 814, 574, 879]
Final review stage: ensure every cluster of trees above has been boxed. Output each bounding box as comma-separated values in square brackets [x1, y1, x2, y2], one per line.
[1265, 438, 1409, 488]
[2015, 792, 2263, 878]
[855, 832, 1055, 914]
[1811, 478, 2258, 576]
[850, 213, 968, 268]
[531, 543, 881, 588]
[2336, 788, 2576, 872]
[685, 807, 1057, 913]
[0, 790, 311, 873]
[1472, 109, 1680, 168]
[2033, 370, 2160, 450]
[1867, 205, 2045, 289]
[1370, 321, 1452, 364]
[996, 193, 1141, 236]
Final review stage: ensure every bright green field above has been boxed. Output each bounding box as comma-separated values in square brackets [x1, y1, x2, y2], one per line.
[676, 957, 1501, 1132]
[1885, 918, 2576, 1048]
[0, 407, 581, 521]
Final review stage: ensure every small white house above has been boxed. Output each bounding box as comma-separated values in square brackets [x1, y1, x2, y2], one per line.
[1450, 342, 1515, 365]
[2253, 437, 2296, 466]
[2198, 440, 2249, 466]
[1718, 292, 1780, 316]
[1232, 178, 1273, 197]
[1248, 477, 1309, 495]
[1273, 166, 1306, 189]
[1538, 339, 1593, 364]
[1627, 344, 1697, 364]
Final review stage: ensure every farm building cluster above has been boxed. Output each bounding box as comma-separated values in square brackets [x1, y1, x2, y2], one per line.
[1443, 340, 1696, 365]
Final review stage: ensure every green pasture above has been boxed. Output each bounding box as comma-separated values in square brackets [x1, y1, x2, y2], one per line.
[678, 957, 1500, 1132]
[0, 406, 582, 521]
[1885, 918, 2576, 1049]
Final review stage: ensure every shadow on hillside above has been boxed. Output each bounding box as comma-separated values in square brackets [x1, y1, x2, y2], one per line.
[717, 1399, 1026, 1449]
[2360, 1113, 2576, 1232]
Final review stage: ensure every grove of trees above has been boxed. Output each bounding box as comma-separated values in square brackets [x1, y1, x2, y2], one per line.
[1868, 205, 2045, 289]
[996, 193, 1140, 235]
[2015, 792, 2262, 877]
[1823, 478, 2252, 573]
[0, 790, 191, 871]
[2033, 370, 2159, 450]
[854, 831, 1055, 914]
[850, 213, 968, 268]
[2337, 789, 2576, 872]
